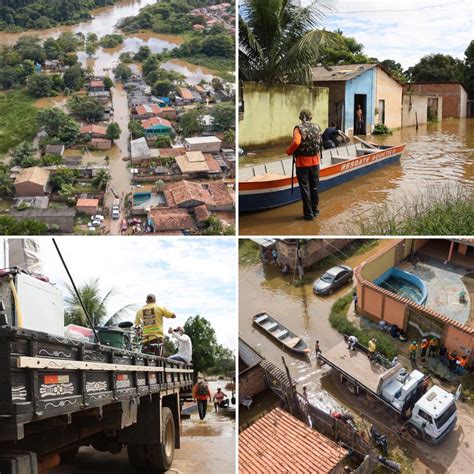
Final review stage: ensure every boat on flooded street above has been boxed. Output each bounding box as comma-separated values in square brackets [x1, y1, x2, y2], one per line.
[239, 142, 406, 212]
[253, 312, 310, 355]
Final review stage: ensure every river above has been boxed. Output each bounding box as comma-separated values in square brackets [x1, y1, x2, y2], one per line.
[239, 240, 474, 473]
[239, 118, 474, 235]
[0, 0, 217, 83]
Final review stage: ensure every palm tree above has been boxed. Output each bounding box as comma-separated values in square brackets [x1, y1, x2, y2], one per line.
[64, 278, 135, 327]
[239, 0, 332, 85]
[92, 169, 110, 191]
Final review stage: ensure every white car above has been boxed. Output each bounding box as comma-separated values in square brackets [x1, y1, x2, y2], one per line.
[91, 214, 104, 222]
[90, 219, 101, 227]
[112, 209, 120, 219]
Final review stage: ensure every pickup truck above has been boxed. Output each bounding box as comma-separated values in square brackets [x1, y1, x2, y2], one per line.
[0, 325, 193, 473]
[318, 339, 458, 444]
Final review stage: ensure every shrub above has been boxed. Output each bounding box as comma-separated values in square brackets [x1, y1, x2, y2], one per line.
[373, 124, 393, 135]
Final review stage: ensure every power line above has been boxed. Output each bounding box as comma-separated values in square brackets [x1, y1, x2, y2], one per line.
[330, 0, 466, 14]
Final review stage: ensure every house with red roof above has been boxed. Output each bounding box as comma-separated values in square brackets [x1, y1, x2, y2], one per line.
[80, 124, 108, 139]
[140, 117, 173, 137]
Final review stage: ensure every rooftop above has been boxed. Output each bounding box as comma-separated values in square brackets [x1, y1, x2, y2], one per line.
[184, 136, 222, 145]
[15, 167, 50, 187]
[135, 104, 161, 115]
[141, 116, 173, 130]
[165, 180, 210, 207]
[239, 407, 347, 474]
[131, 137, 151, 159]
[148, 207, 193, 232]
[76, 198, 99, 208]
[175, 152, 209, 174]
[194, 204, 210, 223]
[90, 79, 104, 88]
[207, 182, 234, 207]
[178, 88, 194, 100]
[44, 144, 65, 156]
[80, 124, 107, 136]
[312, 64, 377, 82]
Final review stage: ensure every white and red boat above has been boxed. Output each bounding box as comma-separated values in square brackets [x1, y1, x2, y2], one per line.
[239, 142, 406, 212]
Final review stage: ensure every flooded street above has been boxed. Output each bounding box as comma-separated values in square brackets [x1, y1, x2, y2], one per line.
[239, 118, 474, 235]
[239, 240, 474, 473]
[50, 381, 235, 474]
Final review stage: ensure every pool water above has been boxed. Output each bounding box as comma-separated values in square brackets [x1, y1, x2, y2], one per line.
[380, 277, 423, 303]
[133, 192, 152, 205]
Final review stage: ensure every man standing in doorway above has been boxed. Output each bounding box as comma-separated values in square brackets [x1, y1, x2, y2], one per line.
[286, 108, 322, 221]
[355, 104, 364, 135]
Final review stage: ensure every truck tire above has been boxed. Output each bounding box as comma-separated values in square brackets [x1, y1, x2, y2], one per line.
[145, 407, 175, 471]
[127, 407, 175, 472]
[407, 423, 423, 439]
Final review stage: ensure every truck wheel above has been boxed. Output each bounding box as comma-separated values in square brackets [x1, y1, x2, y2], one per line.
[127, 443, 147, 469]
[60, 446, 79, 463]
[145, 407, 175, 471]
[407, 424, 423, 439]
[346, 381, 358, 395]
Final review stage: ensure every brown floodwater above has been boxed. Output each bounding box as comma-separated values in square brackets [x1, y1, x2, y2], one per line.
[239, 241, 474, 472]
[239, 118, 474, 235]
[0, 0, 217, 83]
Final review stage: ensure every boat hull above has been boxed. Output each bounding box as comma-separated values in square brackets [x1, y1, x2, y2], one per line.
[239, 145, 404, 212]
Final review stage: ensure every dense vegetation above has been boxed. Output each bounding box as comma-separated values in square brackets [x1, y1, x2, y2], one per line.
[0, 1, 118, 31]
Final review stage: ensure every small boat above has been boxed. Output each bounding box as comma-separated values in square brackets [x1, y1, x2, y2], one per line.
[239, 142, 406, 212]
[252, 312, 309, 354]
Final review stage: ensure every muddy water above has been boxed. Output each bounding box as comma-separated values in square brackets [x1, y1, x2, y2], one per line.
[239, 118, 474, 235]
[239, 240, 390, 410]
[0, 0, 217, 82]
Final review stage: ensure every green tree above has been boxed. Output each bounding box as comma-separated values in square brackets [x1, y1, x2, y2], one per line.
[43, 38, 62, 60]
[380, 59, 406, 82]
[128, 120, 145, 139]
[152, 79, 173, 97]
[0, 164, 14, 197]
[68, 95, 104, 122]
[99, 34, 124, 49]
[106, 122, 121, 141]
[407, 54, 464, 83]
[63, 64, 84, 91]
[64, 278, 134, 327]
[27, 73, 53, 97]
[49, 168, 78, 192]
[320, 30, 372, 65]
[202, 34, 234, 58]
[92, 169, 110, 191]
[223, 129, 235, 146]
[0, 216, 48, 235]
[57, 32, 81, 53]
[103, 76, 114, 90]
[113, 62, 132, 82]
[210, 103, 235, 131]
[37, 108, 80, 144]
[154, 135, 171, 148]
[207, 345, 235, 376]
[464, 40, 474, 98]
[180, 109, 203, 136]
[11, 141, 37, 168]
[184, 315, 218, 382]
[134, 45, 152, 62]
[119, 52, 133, 63]
[239, 0, 331, 84]
[203, 215, 234, 235]
[39, 155, 63, 166]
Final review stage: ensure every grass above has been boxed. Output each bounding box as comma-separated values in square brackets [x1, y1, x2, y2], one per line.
[329, 294, 398, 360]
[350, 184, 474, 235]
[461, 373, 474, 406]
[239, 239, 261, 265]
[175, 54, 234, 77]
[0, 90, 38, 156]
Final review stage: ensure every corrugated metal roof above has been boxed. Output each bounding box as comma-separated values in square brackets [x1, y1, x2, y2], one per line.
[312, 63, 377, 82]
[239, 407, 348, 473]
[239, 338, 263, 369]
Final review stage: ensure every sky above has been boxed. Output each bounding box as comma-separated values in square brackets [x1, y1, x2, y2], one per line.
[303, 0, 473, 68]
[1, 237, 237, 351]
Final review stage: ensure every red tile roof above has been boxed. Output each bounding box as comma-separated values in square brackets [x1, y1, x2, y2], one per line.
[207, 182, 234, 207]
[135, 104, 161, 116]
[141, 116, 172, 130]
[194, 204, 210, 223]
[76, 198, 99, 208]
[164, 180, 210, 207]
[239, 408, 347, 474]
[204, 154, 222, 173]
[178, 88, 194, 100]
[80, 124, 107, 136]
[148, 208, 193, 231]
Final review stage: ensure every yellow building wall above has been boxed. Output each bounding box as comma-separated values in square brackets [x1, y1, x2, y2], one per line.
[239, 82, 329, 148]
[360, 245, 396, 281]
[375, 69, 402, 130]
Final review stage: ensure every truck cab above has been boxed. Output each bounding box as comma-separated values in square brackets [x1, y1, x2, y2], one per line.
[408, 386, 457, 443]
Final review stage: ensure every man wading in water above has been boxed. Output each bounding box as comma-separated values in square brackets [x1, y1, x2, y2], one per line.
[286, 108, 322, 221]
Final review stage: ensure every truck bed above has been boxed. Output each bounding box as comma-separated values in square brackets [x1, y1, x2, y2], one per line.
[0, 326, 194, 442]
[320, 341, 388, 394]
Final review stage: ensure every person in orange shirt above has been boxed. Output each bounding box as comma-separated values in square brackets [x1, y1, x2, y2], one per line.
[286, 108, 322, 221]
[192, 379, 212, 420]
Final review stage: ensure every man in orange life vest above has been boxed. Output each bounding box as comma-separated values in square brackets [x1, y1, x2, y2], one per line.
[286, 108, 322, 221]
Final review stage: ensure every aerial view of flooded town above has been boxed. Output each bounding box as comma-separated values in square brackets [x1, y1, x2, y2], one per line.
[239, 238, 474, 473]
[238, 0, 473, 236]
[0, 0, 236, 235]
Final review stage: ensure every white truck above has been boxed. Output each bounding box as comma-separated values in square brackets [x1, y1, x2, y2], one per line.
[318, 339, 458, 444]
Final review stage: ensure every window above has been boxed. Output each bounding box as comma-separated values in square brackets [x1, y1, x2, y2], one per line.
[418, 409, 433, 424]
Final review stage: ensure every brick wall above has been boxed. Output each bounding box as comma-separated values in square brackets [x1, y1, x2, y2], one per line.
[239, 365, 266, 398]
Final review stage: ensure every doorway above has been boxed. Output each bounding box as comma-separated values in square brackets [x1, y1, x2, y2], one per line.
[354, 94, 367, 135]
[378, 99, 385, 125]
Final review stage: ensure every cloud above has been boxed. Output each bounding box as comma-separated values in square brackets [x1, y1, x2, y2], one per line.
[304, 0, 473, 68]
[2, 237, 237, 350]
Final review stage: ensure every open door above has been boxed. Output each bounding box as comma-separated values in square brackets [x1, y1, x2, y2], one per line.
[354, 94, 367, 135]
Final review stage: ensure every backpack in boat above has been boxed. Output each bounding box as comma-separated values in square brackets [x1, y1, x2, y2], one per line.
[294, 122, 322, 157]
[197, 382, 208, 396]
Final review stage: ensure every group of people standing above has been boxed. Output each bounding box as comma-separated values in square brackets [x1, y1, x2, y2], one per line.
[192, 381, 229, 420]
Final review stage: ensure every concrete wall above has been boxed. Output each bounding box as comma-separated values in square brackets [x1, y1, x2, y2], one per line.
[239, 82, 329, 147]
[344, 68, 376, 136]
[402, 94, 427, 128]
[375, 68, 402, 129]
[404, 83, 467, 118]
[239, 365, 266, 398]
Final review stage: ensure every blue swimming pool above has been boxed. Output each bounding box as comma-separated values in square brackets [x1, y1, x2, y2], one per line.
[133, 192, 152, 205]
[374, 267, 428, 305]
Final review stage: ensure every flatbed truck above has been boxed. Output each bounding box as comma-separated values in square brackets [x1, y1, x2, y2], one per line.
[0, 324, 193, 473]
[318, 340, 457, 444]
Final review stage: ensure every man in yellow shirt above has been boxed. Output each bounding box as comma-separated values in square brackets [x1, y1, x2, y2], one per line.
[135, 294, 176, 354]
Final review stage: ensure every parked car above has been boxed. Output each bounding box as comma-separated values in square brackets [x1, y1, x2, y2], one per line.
[90, 219, 101, 227]
[313, 265, 353, 295]
[112, 209, 120, 219]
[92, 214, 104, 222]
